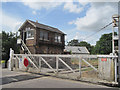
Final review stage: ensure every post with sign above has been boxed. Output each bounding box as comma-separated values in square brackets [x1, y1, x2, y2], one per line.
[118, 2, 120, 86]
[24, 58, 29, 71]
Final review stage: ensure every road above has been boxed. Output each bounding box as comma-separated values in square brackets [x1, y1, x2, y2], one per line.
[1, 68, 114, 88]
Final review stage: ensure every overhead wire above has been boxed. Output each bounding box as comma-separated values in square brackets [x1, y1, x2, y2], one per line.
[82, 21, 113, 41]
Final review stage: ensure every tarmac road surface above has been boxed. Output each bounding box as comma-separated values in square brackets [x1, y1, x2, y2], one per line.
[1, 68, 115, 88]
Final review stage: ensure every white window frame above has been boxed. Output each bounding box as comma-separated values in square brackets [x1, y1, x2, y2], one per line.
[55, 34, 58, 42]
[58, 35, 61, 43]
[39, 31, 49, 41]
[40, 31, 44, 40]
[55, 34, 61, 43]
[26, 28, 34, 40]
[44, 32, 48, 40]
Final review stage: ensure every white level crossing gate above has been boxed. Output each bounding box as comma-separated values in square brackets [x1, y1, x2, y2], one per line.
[9, 48, 118, 84]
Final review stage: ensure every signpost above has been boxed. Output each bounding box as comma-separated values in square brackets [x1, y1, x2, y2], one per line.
[101, 58, 107, 61]
[24, 58, 29, 67]
[119, 15, 120, 86]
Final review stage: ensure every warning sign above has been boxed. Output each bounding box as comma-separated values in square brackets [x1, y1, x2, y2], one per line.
[101, 58, 107, 61]
[24, 58, 29, 67]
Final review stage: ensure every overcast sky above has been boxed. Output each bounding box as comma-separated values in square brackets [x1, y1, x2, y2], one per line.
[0, 0, 119, 45]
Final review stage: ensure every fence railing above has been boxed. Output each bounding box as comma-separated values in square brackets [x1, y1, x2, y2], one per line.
[8, 48, 118, 83]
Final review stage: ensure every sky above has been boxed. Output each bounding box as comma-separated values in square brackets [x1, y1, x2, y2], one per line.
[0, 0, 119, 45]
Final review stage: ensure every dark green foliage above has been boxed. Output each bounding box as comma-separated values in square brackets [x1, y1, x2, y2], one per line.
[0, 33, 2, 60]
[2, 31, 20, 65]
[67, 39, 93, 54]
[67, 39, 79, 46]
[67, 32, 115, 55]
[92, 33, 113, 54]
[79, 41, 93, 53]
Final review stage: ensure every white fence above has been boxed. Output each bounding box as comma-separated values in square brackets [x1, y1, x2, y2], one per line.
[8, 48, 118, 83]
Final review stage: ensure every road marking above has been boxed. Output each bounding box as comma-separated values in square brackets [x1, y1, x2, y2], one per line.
[11, 78, 18, 81]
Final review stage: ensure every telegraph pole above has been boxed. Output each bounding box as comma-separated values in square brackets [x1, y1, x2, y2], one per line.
[118, 1, 120, 86]
[112, 14, 119, 54]
[112, 14, 120, 85]
[118, 15, 120, 86]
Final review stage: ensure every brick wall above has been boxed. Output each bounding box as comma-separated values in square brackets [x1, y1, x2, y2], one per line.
[20, 23, 65, 54]
[35, 45, 63, 54]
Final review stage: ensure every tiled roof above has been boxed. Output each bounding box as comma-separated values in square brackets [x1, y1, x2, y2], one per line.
[65, 46, 90, 54]
[19, 19, 65, 34]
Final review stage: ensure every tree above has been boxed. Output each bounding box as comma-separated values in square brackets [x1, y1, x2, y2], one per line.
[2, 31, 20, 67]
[67, 39, 93, 54]
[67, 39, 79, 46]
[79, 41, 92, 53]
[67, 32, 116, 55]
[93, 33, 113, 54]
[0, 33, 2, 60]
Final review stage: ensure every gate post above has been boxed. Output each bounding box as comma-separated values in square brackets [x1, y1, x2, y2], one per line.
[118, 23, 120, 86]
[39, 56, 42, 72]
[118, 3, 120, 86]
[79, 57, 82, 78]
[114, 58, 117, 83]
[56, 56, 59, 74]
[8, 48, 14, 71]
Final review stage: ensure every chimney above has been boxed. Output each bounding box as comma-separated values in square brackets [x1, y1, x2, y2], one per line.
[36, 20, 38, 23]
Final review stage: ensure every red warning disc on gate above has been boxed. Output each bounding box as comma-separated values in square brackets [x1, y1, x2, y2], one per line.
[24, 58, 29, 67]
[101, 58, 107, 61]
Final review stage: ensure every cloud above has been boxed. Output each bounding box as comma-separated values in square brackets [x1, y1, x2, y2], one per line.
[32, 11, 37, 15]
[22, 0, 89, 14]
[69, 2, 118, 31]
[73, 32, 86, 41]
[2, 0, 119, 2]
[67, 2, 118, 45]
[22, 0, 64, 10]
[63, 1, 85, 13]
[1, 11, 23, 32]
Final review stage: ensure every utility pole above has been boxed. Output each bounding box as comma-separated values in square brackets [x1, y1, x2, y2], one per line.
[118, 1, 120, 86]
[112, 14, 119, 54]
[112, 14, 119, 85]
[118, 15, 120, 86]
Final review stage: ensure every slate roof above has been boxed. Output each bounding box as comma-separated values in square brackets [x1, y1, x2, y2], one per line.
[19, 19, 65, 34]
[64, 46, 90, 54]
